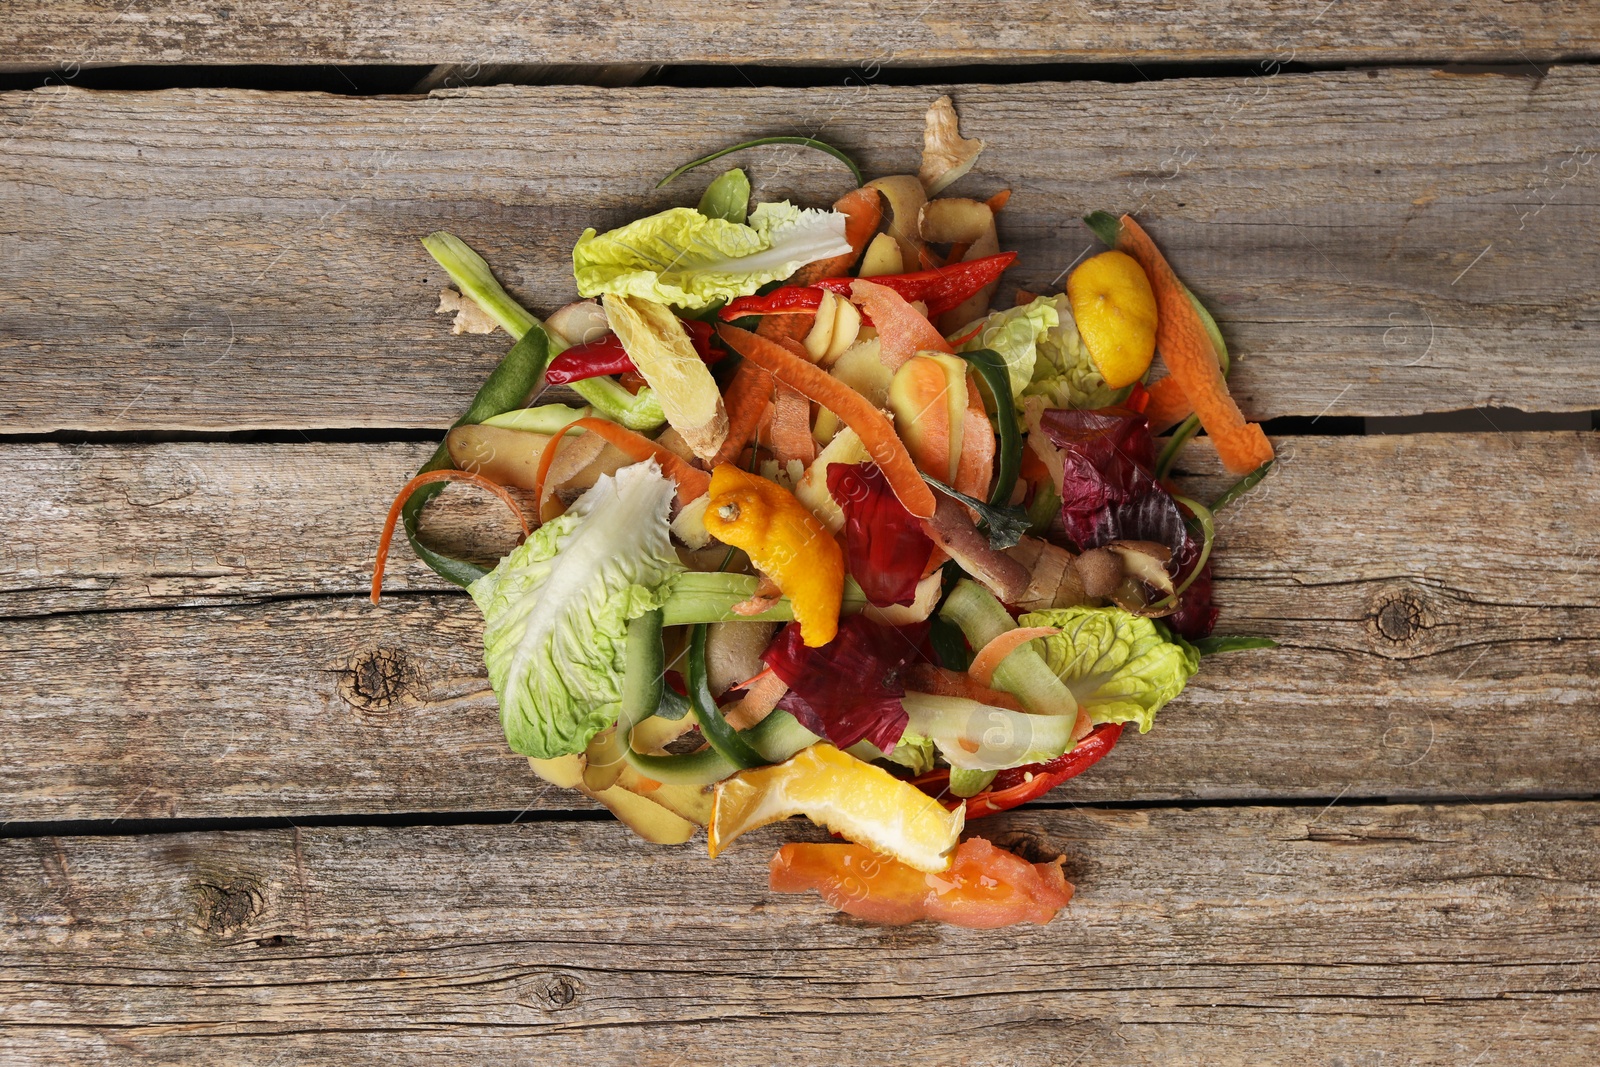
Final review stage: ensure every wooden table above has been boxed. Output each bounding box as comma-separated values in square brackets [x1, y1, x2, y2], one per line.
[3, 6, 1598, 1064]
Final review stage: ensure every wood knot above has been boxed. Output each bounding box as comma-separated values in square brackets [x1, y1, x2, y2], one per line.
[192, 878, 264, 935]
[255, 934, 293, 948]
[539, 973, 581, 1010]
[336, 646, 418, 722]
[985, 829, 1058, 866]
[1371, 590, 1427, 644]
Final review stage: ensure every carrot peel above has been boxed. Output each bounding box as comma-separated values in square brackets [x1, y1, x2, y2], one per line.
[716, 324, 936, 518]
[1106, 215, 1273, 474]
[371, 469, 529, 604]
[968, 626, 1060, 688]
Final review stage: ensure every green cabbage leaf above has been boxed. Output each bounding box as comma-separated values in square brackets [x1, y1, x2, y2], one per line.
[1021, 606, 1200, 733]
[469, 462, 684, 758]
[572, 201, 851, 309]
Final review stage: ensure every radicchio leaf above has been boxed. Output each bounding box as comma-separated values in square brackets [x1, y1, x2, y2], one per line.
[1039, 406, 1160, 549]
[1038, 404, 1217, 638]
[761, 616, 929, 752]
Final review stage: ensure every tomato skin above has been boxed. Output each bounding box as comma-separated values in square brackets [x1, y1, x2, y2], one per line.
[770, 836, 1073, 928]
[911, 722, 1125, 818]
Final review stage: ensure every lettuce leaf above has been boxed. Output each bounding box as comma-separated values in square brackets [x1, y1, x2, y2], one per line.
[957, 295, 1127, 409]
[469, 462, 684, 758]
[956, 296, 1057, 398]
[1020, 606, 1200, 733]
[572, 201, 851, 309]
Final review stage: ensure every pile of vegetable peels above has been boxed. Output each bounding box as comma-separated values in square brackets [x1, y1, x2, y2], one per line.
[373, 97, 1276, 929]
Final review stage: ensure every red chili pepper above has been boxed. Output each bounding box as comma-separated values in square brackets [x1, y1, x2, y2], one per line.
[543, 319, 722, 385]
[909, 721, 1125, 819]
[544, 334, 632, 384]
[720, 251, 1018, 322]
[721, 288, 826, 320]
[814, 251, 1018, 316]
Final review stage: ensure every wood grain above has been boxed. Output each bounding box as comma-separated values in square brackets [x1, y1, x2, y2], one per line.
[1, 0, 1595, 68]
[2, 433, 1596, 821]
[2, 802, 1597, 1064]
[3, 70, 1599, 432]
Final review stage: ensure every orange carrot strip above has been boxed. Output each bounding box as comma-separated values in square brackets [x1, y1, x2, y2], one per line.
[1142, 376, 1191, 434]
[985, 189, 1013, 214]
[371, 469, 529, 605]
[949, 321, 985, 347]
[954, 372, 995, 500]
[717, 323, 937, 518]
[711, 361, 775, 467]
[729, 665, 777, 693]
[968, 626, 1060, 688]
[788, 186, 883, 285]
[849, 277, 953, 371]
[535, 417, 710, 508]
[1113, 216, 1273, 474]
[770, 382, 818, 466]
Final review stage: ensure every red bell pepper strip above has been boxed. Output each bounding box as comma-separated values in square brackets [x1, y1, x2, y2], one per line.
[543, 319, 722, 385]
[827, 462, 936, 608]
[911, 721, 1124, 818]
[720, 251, 1018, 322]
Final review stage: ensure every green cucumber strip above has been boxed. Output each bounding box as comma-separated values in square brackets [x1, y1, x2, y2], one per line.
[938, 579, 1079, 717]
[1210, 460, 1273, 512]
[482, 404, 591, 434]
[742, 711, 820, 764]
[1169, 495, 1215, 599]
[398, 325, 551, 588]
[657, 136, 864, 189]
[660, 573, 868, 627]
[619, 610, 667, 732]
[1154, 415, 1202, 480]
[954, 347, 1021, 508]
[686, 624, 767, 769]
[617, 610, 735, 785]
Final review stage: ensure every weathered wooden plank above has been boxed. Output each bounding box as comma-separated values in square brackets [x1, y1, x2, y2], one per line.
[2, 802, 1597, 1064]
[1, 0, 1594, 69]
[3, 433, 1596, 820]
[3, 70, 1598, 431]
